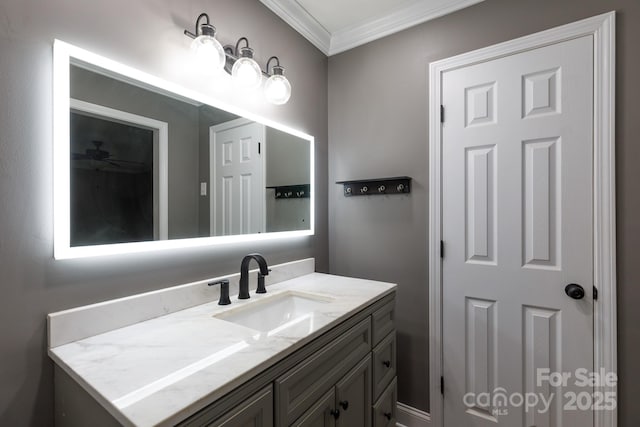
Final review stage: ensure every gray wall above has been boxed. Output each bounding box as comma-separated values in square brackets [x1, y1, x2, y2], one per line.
[328, 0, 640, 423]
[265, 127, 310, 187]
[0, 0, 328, 425]
[265, 127, 311, 232]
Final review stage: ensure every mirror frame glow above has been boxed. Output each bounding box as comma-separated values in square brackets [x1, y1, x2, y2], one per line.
[53, 40, 314, 259]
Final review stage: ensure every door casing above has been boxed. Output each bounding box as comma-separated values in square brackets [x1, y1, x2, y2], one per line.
[428, 12, 616, 427]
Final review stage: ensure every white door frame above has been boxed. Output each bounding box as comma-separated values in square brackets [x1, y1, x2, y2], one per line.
[428, 12, 616, 427]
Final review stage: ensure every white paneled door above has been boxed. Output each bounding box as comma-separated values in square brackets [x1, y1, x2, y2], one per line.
[210, 119, 266, 236]
[442, 36, 594, 426]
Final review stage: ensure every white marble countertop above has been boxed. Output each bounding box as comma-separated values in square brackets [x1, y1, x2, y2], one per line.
[49, 272, 395, 426]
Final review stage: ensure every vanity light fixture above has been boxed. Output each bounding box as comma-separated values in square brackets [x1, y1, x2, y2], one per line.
[183, 13, 292, 104]
[184, 13, 226, 72]
[231, 37, 263, 89]
[264, 56, 291, 105]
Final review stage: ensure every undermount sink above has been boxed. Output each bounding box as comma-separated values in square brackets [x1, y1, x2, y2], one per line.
[214, 291, 333, 335]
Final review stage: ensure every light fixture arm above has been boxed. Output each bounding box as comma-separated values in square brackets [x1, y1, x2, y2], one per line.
[184, 13, 212, 39]
[265, 56, 281, 75]
[234, 37, 250, 57]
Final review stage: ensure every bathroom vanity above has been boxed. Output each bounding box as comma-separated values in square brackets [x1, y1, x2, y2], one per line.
[48, 259, 397, 426]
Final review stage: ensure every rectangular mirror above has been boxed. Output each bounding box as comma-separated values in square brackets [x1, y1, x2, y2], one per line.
[53, 40, 314, 259]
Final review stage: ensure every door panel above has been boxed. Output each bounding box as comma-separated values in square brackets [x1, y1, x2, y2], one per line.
[522, 137, 560, 268]
[211, 120, 265, 236]
[465, 145, 497, 264]
[442, 35, 594, 427]
[464, 298, 498, 419]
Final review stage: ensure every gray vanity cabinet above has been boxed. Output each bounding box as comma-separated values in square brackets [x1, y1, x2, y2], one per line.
[274, 318, 371, 425]
[290, 389, 336, 427]
[334, 355, 372, 427]
[372, 332, 396, 400]
[291, 355, 371, 427]
[372, 378, 397, 427]
[210, 386, 273, 427]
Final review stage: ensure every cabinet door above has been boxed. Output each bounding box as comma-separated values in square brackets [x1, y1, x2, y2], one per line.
[210, 386, 273, 427]
[335, 355, 371, 427]
[291, 389, 336, 427]
[372, 378, 397, 427]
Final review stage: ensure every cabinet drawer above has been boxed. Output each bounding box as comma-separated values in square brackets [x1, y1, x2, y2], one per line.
[371, 300, 395, 347]
[372, 332, 396, 400]
[178, 384, 274, 427]
[372, 378, 397, 427]
[275, 318, 371, 426]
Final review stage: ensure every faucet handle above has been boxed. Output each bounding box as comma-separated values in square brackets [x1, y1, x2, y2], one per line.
[256, 268, 272, 294]
[256, 273, 267, 294]
[209, 279, 231, 305]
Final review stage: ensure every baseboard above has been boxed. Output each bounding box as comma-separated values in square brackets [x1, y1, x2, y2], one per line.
[396, 402, 431, 427]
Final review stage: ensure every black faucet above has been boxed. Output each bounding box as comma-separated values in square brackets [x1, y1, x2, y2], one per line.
[208, 279, 231, 305]
[239, 253, 270, 299]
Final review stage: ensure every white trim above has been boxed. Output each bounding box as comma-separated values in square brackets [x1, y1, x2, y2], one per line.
[427, 12, 616, 427]
[259, 0, 485, 56]
[69, 99, 169, 241]
[330, 0, 485, 56]
[592, 11, 617, 427]
[397, 402, 431, 426]
[53, 40, 315, 260]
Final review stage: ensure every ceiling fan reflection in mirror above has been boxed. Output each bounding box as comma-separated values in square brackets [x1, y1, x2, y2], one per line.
[71, 140, 149, 173]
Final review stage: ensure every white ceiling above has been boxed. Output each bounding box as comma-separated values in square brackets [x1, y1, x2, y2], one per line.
[259, 0, 486, 55]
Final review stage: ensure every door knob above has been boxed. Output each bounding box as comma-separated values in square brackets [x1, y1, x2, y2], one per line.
[565, 283, 585, 300]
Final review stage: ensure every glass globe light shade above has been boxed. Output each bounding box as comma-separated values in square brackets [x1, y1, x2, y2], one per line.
[231, 48, 263, 89]
[191, 31, 225, 71]
[264, 72, 291, 105]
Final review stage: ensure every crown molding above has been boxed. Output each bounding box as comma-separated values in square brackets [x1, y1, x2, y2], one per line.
[259, 0, 331, 54]
[260, 0, 485, 56]
[329, 0, 485, 55]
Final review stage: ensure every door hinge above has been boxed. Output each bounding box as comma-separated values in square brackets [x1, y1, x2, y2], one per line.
[593, 286, 598, 301]
[440, 240, 444, 258]
[441, 376, 444, 395]
[440, 105, 445, 123]
[258, 142, 261, 155]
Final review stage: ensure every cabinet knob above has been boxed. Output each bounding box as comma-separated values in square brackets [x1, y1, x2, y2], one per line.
[330, 409, 340, 419]
[382, 360, 391, 368]
[339, 400, 349, 410]
[384, 412, 392, 420]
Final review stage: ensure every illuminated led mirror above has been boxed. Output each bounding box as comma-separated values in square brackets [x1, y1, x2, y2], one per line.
[53, 40, 313, 259]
